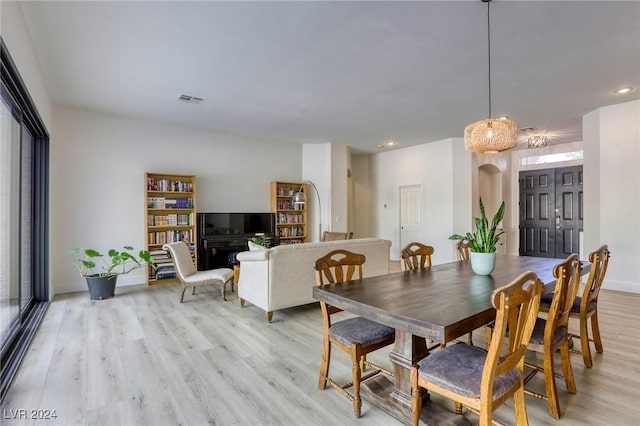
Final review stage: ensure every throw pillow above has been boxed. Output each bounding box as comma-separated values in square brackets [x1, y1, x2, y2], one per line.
[248, 241, 266, 251]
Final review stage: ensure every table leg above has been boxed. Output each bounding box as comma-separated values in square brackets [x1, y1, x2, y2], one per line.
[361, 330, 470, 425]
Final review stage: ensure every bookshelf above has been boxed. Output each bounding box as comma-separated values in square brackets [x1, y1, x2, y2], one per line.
[270, 181, 307, 244]
[145, 172, 197, 285]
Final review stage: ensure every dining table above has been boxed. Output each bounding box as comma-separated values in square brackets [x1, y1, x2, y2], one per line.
[312, 254, 583, 424]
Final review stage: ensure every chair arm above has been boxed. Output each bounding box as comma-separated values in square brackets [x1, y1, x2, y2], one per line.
[237, 250, 270, 262]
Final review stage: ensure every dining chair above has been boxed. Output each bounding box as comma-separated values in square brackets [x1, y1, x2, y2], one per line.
[321, 231, 354, 241]
[314, 249, 395, 418]
[456, 239, 470, 261]
[162, 241, 234, 303]
[400, 242, 434, 271]
[486, 254, 581, 419]
[539, 245, 610, 368]
[410, 271, 542, 426]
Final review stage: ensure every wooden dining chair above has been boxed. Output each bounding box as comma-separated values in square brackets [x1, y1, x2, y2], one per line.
[321, 231, 353, 241]
[163, 241, 234, 302]
[314, 249, 395, 418]
[539, 245, 611, 368]
[456, 239, 470, 261]
[486, 254, 581, 419]
[410, 271, 542, 426]
[400, 242, 434, 271]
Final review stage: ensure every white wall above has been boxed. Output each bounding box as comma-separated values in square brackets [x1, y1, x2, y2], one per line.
[302, 143, 331, 242]
[583, 100, 640, 293]
[52, 106, 302, 295]
[1, 1, 53, 129]
[366, 138, 470, 263]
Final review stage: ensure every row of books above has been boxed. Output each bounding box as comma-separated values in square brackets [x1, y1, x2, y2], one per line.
[147, 178, 193, 192]
[281, 239, 302, 244]
[277, 212, 304, 224]
[147, 213, 193, 226]
[276, 186, 299, 196]
[152, 262, 177, 280]
[147, 197, 194, 209]
[148, 230, 193, 245]
[278, 227, 304, 238]
[275, 199, 304, 211]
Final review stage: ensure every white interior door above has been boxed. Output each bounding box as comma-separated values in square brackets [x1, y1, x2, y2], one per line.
[400, 185, 423, 250]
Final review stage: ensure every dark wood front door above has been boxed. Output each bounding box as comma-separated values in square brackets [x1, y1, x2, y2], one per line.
[519, 166, 583, 259]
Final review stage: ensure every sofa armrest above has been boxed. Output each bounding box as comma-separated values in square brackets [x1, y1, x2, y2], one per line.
[237, 250, 270, 262]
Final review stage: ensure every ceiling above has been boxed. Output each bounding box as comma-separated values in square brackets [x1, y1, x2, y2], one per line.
[18, 1, 640, 154]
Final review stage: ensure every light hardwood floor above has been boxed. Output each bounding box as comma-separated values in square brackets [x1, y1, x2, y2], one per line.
[2, 264, 639, 425]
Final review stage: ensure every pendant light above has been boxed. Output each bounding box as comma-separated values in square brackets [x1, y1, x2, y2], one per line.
[464, 0, 518, 154]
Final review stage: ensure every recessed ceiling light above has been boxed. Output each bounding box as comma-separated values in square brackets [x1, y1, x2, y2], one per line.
[386, 140, 397, 146]
[177, 94, 205, 104]
[614, 87, 633, 94]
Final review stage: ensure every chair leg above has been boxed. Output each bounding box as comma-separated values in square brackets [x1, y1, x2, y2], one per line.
[192, 286, 196, 295]
[318, 336, 331, 390]
[560, 341, 577, 394]
[543, 345, 561, 419]
[266, 311, 273, 322]
[179, 285, 188, 303]
[467, 331, 474, 346]
[221, 280, 227, 301]
[239, 297, 245, 307]
[351, 344, 363, 418]
[410, 367, 422, 426]
[579, 316, 593, 368]
[591, 311, 604, 353]
[513, 385, 529, 426]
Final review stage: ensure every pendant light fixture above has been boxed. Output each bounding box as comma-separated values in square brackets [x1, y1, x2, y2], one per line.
[464, 0, 518, 154]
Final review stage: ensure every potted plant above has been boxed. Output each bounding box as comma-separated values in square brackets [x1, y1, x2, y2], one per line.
[71, 246, 156, 300]
[449, 198, 505, 275]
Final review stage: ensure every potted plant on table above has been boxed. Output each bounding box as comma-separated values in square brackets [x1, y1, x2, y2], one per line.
[449, 198, 505, 275]
[71, 246, 156, 300]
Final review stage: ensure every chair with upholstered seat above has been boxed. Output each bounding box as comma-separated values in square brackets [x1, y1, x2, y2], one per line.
[486, 254, 581, 419]
[410, 271, 542, 426]
[539, 245, 610, 368]
[400, 242, 434, 271]
[163, 241, 234, 303]
[321, 231, 354, 241]
[315, 249, 395, 418]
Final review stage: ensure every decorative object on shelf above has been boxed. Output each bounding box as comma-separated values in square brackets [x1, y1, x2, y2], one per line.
[71, 246, 156, 300]
[527, 135, 548, 149]
[449, 197, 505, 275]
[464, 0, 518, 154]
[292, 180, 322, 241]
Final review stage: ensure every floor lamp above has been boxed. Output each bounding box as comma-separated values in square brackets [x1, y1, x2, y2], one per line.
[292, 181, 322, 241]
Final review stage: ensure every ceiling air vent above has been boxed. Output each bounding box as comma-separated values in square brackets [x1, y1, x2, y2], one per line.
[177, 94, 205, 104]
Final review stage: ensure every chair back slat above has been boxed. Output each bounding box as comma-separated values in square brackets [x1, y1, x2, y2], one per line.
[484, 271, 542, 390]
[400, 242, 434, 271]
[456, 240, 470, 261]
[548, 254, 582, 338]
[582, 245, 610, 309]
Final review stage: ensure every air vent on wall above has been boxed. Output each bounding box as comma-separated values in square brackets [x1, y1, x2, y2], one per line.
[177, 94, 205, 104]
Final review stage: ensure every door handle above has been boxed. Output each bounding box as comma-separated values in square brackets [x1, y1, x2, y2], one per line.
[556, 215, 561, 229]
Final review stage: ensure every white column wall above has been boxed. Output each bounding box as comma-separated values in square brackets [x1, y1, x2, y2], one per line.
[301, 143, 331, 242]
[583, 100, 640, 293]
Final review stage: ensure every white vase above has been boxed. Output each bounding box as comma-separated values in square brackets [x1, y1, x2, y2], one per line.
[470, 252, 497, 275]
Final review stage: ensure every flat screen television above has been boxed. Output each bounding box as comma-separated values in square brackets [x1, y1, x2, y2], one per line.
[197, 212, 275, 236]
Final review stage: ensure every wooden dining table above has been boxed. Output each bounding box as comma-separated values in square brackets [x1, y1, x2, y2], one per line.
[312, 254, 578, 424]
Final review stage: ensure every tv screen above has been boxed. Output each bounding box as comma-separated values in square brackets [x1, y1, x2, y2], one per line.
[198, 213, 275, 236]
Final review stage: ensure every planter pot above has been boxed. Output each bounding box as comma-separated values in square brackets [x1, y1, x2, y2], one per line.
[469, 252, 497, 276]
[85, 274, 117, 300]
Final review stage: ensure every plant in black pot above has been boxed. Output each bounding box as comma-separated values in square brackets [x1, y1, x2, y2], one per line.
[71, 246, 156, 300]
[449, 198, 505, 275]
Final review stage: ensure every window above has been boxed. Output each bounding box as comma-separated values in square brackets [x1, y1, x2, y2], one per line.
[0, 38, 49, 400]
[519, 150, 583, 166]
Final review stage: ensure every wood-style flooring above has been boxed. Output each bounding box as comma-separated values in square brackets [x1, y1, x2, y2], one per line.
[2, 263, 639, 425]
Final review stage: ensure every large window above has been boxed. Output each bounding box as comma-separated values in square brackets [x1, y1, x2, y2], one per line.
[0, 38, 49, 401]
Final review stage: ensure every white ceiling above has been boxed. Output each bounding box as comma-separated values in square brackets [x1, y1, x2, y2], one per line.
[18, 1, 640, 154]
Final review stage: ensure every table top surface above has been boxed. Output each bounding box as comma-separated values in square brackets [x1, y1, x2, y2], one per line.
[313, 254, 577, 342]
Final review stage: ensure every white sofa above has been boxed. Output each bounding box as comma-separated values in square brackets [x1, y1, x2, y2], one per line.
[236, 238, 392, 321]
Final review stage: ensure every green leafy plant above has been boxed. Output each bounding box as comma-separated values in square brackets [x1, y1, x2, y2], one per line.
[248, 236, 265, 246]
[71, 246, 156, 277]
[449, 198, 505, 253]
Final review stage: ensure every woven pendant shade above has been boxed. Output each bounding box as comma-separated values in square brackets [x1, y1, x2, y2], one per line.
[464, 118, 518, 154]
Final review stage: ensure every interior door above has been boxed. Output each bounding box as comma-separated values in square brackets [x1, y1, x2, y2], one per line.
[400, 185, 423, 250]
[519, 165, 583, 259]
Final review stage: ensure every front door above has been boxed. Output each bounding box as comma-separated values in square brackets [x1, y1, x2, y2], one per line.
[519, 166, 583, 259]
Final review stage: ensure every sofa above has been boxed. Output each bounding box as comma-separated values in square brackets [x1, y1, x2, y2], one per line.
[236, 238, 392, 321]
